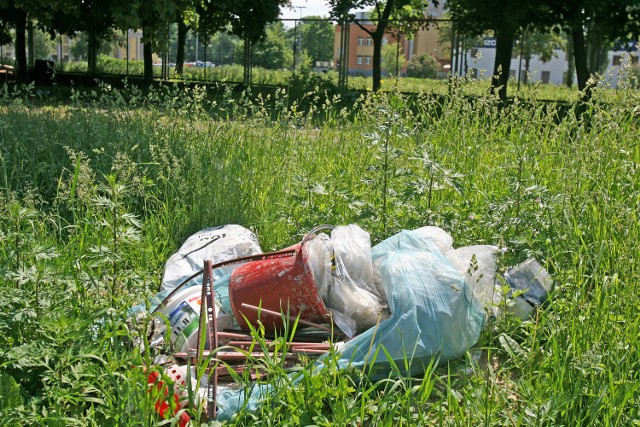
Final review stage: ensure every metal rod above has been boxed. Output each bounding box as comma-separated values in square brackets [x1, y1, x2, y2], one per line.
[217, 331, 253, 340]
[240, 303, 333, 333]
[291, 348, 329, 355]
[204, 259, 218, 420]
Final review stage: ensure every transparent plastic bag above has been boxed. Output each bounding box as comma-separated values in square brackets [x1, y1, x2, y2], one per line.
[446, 245, 501, 317]
[214, 228, 487, 420]
[336, 229, 485, 377]
[327, 225, 388, 332]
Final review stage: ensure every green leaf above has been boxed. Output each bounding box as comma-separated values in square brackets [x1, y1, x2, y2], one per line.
[0, 371, 23, 412]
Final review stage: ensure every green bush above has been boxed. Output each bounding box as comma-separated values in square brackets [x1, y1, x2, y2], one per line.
[406, 53, 439, 79]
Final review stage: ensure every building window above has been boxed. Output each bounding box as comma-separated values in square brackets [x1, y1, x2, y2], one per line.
[357, 56, 363, 65]
[358, 37, 364, 46]
[366, 38, 373, 46]
[541, 71, 551, 84]
[365, 56, 371, 65]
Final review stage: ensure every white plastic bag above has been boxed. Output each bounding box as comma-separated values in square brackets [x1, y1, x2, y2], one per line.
[413, 226, 454, 254]
[161, 224, 262, 293]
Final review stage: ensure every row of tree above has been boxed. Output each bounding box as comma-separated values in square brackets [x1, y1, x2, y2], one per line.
[0, 0, 291, 83]
[330, 0, 640, 97]
[447, 0, 640, 99]
[164, 20, 334, 70]
[2, 0, 640, 98]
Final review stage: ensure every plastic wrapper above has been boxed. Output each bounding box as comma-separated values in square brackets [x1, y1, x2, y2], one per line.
[303, 233, 333, 302]
[504, 258, 553, 306]
[327, 225, 388, 332]
[130, 225, 260, 352]
[341, 229, 485, 376]
[503, 258, 554, 319]
[446, 245, 502, 317]
[303, 225, 388, 333]
[373, 226, 454, 294]
[414, 226, 455, 254]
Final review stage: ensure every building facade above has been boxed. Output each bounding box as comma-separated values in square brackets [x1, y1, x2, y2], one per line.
[333, 6, 451, 78]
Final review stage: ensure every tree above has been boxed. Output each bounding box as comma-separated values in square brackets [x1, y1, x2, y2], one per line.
[406, 52, 438, 78]
[542, 0, 640, 97]
[32, 0, 126, 77]
[254, 21, 293, 69]
[197, 0, 289, 84]
[329, 0, 430, 91]
[0, 0, 27, 81]
[297, 16, 334, 66]
[172, 0, 198, 75]
[209, 32, 239, 65]
[75, 2, 114, 75]
[33, 27, 53, 59]
[447, 0, 551, 99]
[381, 42, 406, 76]
[513, 26, 565, 84]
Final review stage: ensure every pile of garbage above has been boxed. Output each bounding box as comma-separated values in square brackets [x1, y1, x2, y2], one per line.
[132, 224, 553, 421]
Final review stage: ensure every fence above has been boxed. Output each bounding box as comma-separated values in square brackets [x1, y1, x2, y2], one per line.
[0, 17, 637, 94]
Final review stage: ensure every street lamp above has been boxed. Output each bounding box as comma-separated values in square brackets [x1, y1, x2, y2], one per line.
[293, 6, 306, 70]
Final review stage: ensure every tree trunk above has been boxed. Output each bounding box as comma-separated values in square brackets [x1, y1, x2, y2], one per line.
[491, 26, 515, 100]
[27, 20, 33, 68]
[175, 21, 188, 75]
[143, 36, 154, 83]
[371, 0, 394, 92]
[243, 38, 252, 86]
[571, 23, 589, 94]
[565, 32, 574, 87]
[14, 11, 28, 83]
[87, 26, 98, 77]
[524, 56, 531, 84]
[372, 31, 384, 91]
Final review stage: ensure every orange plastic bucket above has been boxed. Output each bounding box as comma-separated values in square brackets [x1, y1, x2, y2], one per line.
[229, 234, 331, 332]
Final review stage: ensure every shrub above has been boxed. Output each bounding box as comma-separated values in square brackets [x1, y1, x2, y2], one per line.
[406, 53, 439, 79]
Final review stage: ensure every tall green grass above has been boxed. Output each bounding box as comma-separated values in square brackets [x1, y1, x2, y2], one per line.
[0, 79, 638, 425]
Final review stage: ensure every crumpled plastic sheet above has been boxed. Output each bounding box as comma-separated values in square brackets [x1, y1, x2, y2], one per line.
[215, 228, 486, 420]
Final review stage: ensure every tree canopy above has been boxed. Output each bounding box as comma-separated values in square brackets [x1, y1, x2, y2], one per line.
[297, 16, 335, 66]
[448, 0, 640, 99]
[0, 0, 290, 83]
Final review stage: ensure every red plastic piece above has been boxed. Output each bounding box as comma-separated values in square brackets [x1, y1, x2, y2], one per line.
[147, 370, 190, 427]
[229, 243, 330, 331]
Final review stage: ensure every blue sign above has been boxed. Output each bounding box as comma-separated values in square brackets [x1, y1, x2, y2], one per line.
[481, 37, 496, 48]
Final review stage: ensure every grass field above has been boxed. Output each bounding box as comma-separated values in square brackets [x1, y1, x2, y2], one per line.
[57, 55, 622, 103]
[0, 80, 638, 425]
